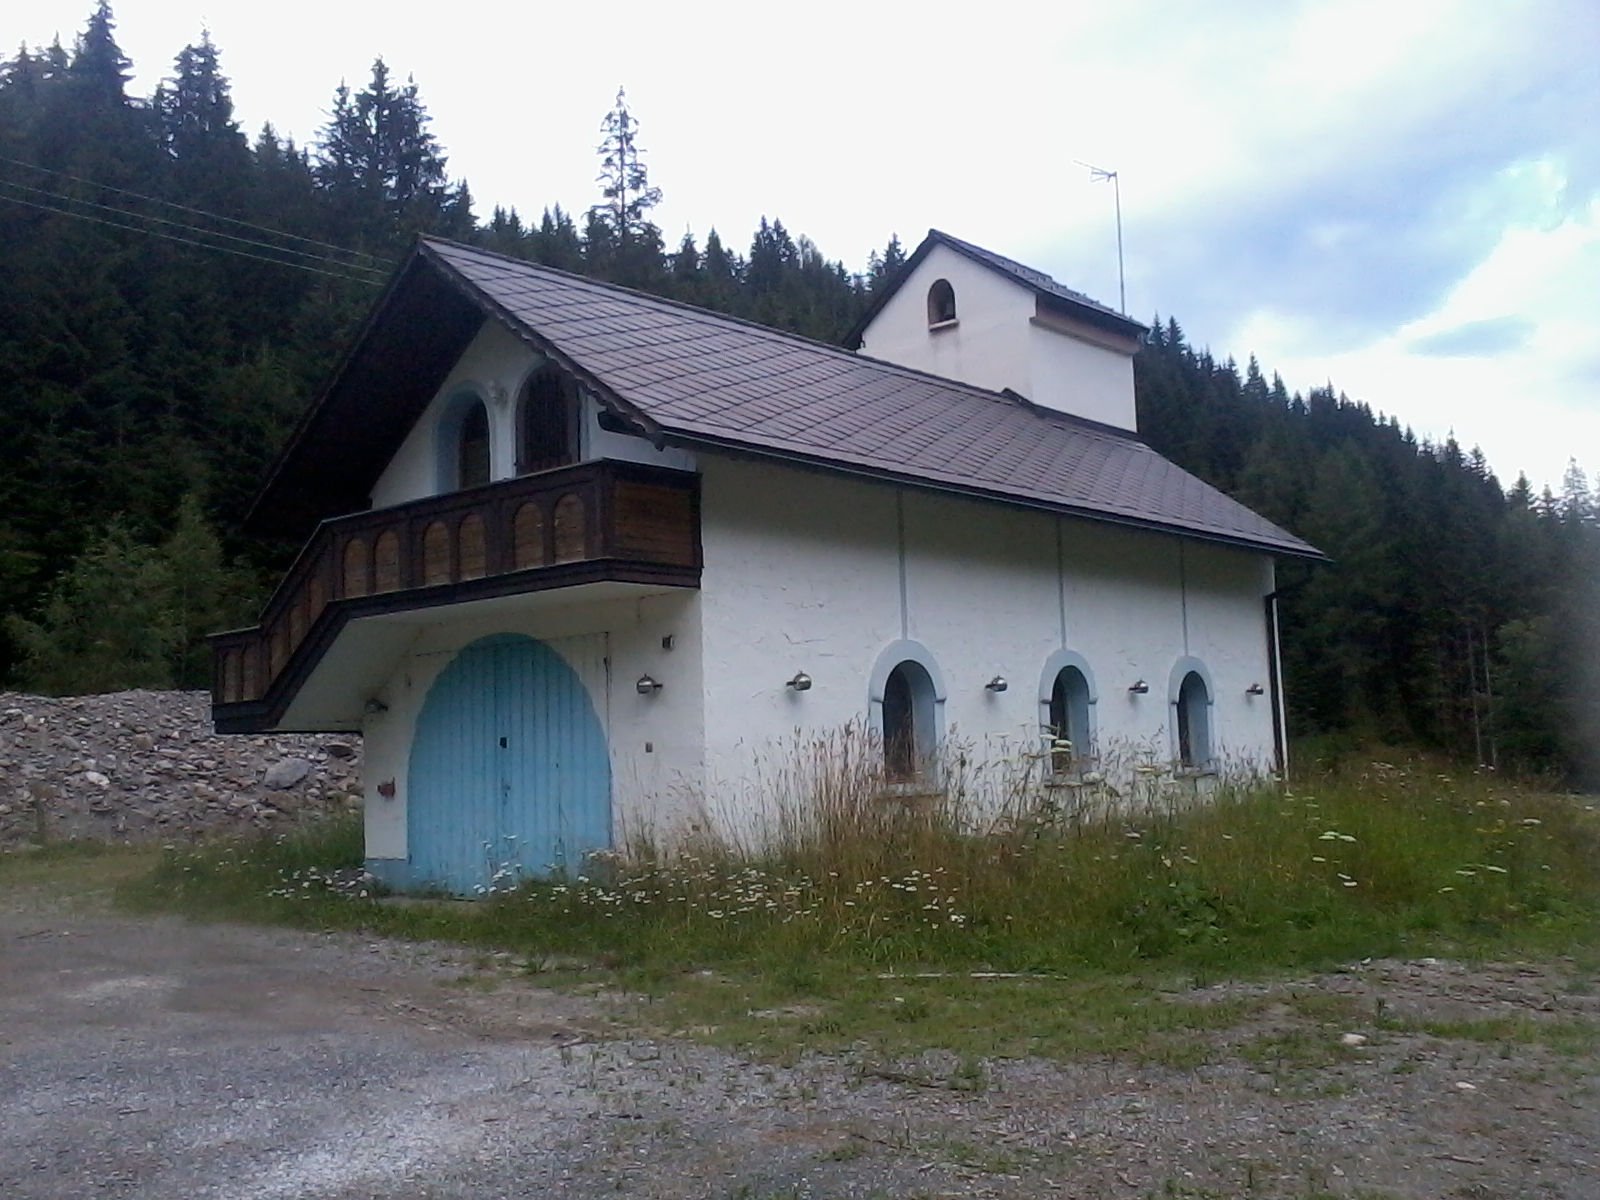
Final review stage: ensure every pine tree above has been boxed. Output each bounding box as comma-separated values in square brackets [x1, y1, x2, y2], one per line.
[68, 1, 132, 108]
[867, 233, 906, 292]
[315, 58, 461, 249]
[155, 31, 247, 172]
[592, 86, 662, 242]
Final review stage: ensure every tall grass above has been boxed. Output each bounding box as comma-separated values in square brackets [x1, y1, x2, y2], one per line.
[129, 726, 1600, 976]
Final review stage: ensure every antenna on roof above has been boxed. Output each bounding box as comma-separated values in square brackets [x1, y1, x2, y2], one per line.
[1075, 160, 1125, 315]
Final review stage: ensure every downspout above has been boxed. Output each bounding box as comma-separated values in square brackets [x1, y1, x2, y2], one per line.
[1264, 589, 1288, 778]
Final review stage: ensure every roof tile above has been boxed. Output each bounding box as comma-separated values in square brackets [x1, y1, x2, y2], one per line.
[425, 240, 1319, 558]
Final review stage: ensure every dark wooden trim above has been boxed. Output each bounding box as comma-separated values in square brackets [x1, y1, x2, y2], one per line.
[212, 558, 700, 734]
[213, 460, 700, 733]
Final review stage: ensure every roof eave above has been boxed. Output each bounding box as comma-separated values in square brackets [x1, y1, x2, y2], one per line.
[416, 239, 669, 448]
[663, 428, 1327, 562]
[243, 247, 424, 535]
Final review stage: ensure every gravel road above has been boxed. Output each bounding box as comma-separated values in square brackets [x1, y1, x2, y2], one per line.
[3, 862, 1598, 1199]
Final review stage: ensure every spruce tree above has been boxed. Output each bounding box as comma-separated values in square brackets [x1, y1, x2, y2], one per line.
[590, 87, 664, 287]
[315, 58, 460, 250]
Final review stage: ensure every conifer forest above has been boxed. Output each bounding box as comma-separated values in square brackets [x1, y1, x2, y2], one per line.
[2, 5, 1595, 784]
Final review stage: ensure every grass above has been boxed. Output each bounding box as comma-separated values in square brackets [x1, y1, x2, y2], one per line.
[0, 839, 163, 911]
[116, 732, 1600, 1061]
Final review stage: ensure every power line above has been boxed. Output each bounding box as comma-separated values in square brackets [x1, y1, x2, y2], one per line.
[0, 176, 391, 280]
[0, 153, 390, 268]
[0, 191, 383, 284]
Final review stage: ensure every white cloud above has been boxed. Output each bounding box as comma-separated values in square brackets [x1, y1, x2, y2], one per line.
[11, 0, 1597, 488]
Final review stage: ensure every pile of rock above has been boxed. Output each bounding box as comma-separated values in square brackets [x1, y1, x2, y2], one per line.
[0, 690, 363, 847]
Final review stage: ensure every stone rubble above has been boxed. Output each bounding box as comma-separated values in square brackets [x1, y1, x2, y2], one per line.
[0, 690, 362, 846]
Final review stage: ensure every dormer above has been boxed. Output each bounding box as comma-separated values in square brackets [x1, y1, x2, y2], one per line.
[848, 230, 1147, 432]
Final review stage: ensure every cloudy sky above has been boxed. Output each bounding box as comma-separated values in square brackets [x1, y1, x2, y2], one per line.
[14, 0, 1599, 491]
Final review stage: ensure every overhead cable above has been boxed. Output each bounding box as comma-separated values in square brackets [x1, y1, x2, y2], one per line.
[0, 176, 391, 280]
[0, 190, 383, 284]
[0, 153, 390, 269]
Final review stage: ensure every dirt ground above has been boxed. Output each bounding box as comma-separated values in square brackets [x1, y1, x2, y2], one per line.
[2, 855, 1597, 1199]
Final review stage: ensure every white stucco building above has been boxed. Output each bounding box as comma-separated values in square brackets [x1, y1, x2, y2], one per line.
[211, 231, 1321, 893]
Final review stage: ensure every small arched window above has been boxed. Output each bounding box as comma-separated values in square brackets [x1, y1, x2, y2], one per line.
[457, 402, 490, 489]
[1176, 671, 1212, 768]
[437, 394, 492, 493]
[927, 278, 957, 326]
[1048, 666, 1092, 773]
[520, 367, 578, 474]
[882, 659, 936, 781]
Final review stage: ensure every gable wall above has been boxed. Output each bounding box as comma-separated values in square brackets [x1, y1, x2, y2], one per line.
[371, 322, 533, 508]
[369, 321, 693, 512]
[856, 243, 1136, 430]
[693, 454, 1278, 839]
[856, 243, 1035, 397]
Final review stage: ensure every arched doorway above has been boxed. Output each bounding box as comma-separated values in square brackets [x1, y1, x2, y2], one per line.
[407, 634, 611, 893]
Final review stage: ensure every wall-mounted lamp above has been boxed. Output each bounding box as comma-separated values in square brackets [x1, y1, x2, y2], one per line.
[787, 672, 813, 691]
[363, 697, 389, 715]
[1246, 682, 1266, 696]
[985, 676, 1008, 692]
[1128, 680, 1149, 694]
[635, 674, 663, 695]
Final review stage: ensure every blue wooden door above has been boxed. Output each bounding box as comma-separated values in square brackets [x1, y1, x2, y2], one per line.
[408, 633, 611, 894]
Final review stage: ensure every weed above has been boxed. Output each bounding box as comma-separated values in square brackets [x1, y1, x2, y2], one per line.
[119, 734, 1600, 1063]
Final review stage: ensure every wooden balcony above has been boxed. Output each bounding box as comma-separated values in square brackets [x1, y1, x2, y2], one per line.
[211, 460, 699, 731]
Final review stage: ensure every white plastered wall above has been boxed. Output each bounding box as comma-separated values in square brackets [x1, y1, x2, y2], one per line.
[694, 454, 1278, 836]
[369, 321, 693, 510]
[1026, 319, 1138, 430]
[855, 242, 1137, 431]
[360, 589, 706, 864]
[856, 244, 1034, 398]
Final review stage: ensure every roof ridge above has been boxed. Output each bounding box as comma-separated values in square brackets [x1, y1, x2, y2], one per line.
[422, 236, 878, 358]
[420, 236, 1142, 441]
[925, 228, 1124, 318]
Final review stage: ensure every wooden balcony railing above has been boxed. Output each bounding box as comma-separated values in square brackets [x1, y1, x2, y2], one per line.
[211, 460, 699, 721]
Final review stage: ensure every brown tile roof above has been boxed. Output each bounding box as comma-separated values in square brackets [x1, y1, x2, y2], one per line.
[421, 239, 1320, 559]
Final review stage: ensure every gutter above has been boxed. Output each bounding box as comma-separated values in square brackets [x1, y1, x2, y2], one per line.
[665, 430, 1329, 563]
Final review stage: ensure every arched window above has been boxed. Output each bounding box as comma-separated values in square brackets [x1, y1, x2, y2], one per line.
[882, 660, 937, 781]
[457, 402, 490, 489]
[1176, 671, 1211, 768]
[436, 393, 492, 493]
[927, 278, 957, 326]
[1048, 666, 1093, 773]
[519, 367, 578, 473]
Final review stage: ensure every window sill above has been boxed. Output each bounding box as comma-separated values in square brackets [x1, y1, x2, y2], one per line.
[927, 318, 959, 333]
[1044, 773, 1100, 789]
[876, 781, 942, 802]
[1172, 765, 1217, 780]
